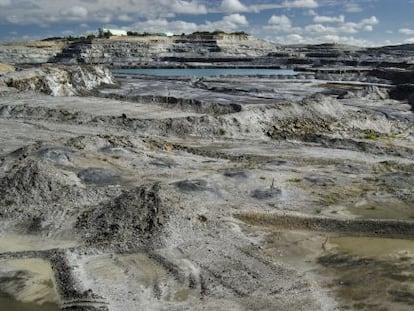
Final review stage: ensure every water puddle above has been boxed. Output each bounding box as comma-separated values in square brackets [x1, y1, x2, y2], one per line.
[319, 236, 414, 311]
[79, 252, 199, 309]
[0, 258, 60, 310]
[0, 297, 58, 311]
[327, 236, 414, 258]
[0, 234, 78, 253]
[349, 201, 414, 221]
[241, 220, 414, 311]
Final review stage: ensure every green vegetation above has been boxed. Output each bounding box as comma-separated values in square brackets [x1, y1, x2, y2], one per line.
[42, 34, 97, 42]
[324, 195, 336, 206]
[126, 31, 167, 37]
[190, 30, 248, 37]
[361, 129, 382, 140]
[41, 30, 249, 42]
[218, 128, 226, 136]
[197, 215, 208, 223]
[287, 178, 303, 183]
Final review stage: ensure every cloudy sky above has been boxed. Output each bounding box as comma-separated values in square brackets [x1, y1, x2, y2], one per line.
[1, 0, 414, 46]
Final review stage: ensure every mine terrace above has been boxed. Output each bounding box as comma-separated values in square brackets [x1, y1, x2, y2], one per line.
[0, 30, 413, 311]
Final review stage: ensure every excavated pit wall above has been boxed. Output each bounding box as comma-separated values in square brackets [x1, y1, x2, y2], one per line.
[0, 63, 414, 311]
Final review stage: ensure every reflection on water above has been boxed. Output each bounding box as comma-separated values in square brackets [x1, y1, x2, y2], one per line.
[112, 68, 297, 77]
[0, 297, 59, 311]
[318, 236, 414, 311]
[0, 258, 60, 310]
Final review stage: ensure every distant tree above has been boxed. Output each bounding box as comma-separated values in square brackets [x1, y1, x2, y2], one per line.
[127, 31, 139, 36]
[41, 36, 64, 41]
[231, 31, 248, 36]
[212, 30, 225, 35]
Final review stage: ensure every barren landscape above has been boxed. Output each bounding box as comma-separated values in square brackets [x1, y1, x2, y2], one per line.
[0, 35, 413, 311]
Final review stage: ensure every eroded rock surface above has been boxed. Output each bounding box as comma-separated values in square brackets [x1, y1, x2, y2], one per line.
[0, 67, 413, 311]
[0, 64, 114, 96]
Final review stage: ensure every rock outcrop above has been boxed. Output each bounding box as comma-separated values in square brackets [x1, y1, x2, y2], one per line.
[52, 35, 279, 65]
[0, 64, 115, 96]
[0, 41, 65, 64]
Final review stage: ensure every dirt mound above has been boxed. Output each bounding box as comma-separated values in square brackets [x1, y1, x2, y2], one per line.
[76, 185, 166, 247]
[0, 159, 83, 209]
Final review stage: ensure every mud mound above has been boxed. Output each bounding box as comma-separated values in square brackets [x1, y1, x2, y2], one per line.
[76, 185, 166, 247]
[173, 179, 213, 192]
[0, 159, 84, 210]
[77, 168, 121, 186]
[38, 146, 75, 166]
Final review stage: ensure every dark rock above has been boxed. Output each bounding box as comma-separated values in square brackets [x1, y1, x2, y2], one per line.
[0, 159, 80, 208]
[76, 185, 165, 246]
[100, 146, 130, 155]
[304, 175, 335, 187]
[381, 172, 414, 190]
[251, 188, 281, 200]
[409, 93, 414, 112]
[336, 163, 369, 174]
[223, 170, 249, 178]
[77, 168, 121, 186]
[173, 179, 212, 192]
[149, 159, 177, 168]
[38, 147, 74, 165]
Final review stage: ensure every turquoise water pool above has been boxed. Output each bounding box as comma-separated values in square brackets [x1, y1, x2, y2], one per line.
[112, 68, 297, 77]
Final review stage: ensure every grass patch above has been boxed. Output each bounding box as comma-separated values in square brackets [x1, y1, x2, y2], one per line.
[324, 195, 336, 206]
[287, 178, 303, 183]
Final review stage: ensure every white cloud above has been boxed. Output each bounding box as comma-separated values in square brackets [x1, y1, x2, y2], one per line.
[0, 0, 209, 26]
[129, 14, 249, 35]
[0, 0, 11, 6]
[399, 28, 414, 36]
[260, 13, 381, 46]
[313, 15, 344, 23]
[404, 37, 414, 44]
[171, 1, 208, 15]
[129, 19, 198, 34]
[344, 3, 363, 13]
[282, 0, 318, 9]
[268, 15, 291, 26]
[363, 25, 373, 32]
[118, 14, 134, 22]
[222, 13, 248, 25]
[359, 16, 379, 26]
[286, 34, 304, 43]
[220, 0, 248, 12]
[60, 6, 89, 20]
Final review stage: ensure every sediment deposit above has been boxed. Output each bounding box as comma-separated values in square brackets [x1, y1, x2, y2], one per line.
[0, 41, 414, 311]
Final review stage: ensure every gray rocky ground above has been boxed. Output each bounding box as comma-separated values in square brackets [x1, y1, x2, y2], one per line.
[0, 64, 413, 311]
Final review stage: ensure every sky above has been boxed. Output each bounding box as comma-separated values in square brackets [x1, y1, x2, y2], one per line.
[1, 0, 414, 46]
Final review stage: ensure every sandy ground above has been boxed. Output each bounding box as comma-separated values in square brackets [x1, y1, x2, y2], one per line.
[0, 74, 413, 310]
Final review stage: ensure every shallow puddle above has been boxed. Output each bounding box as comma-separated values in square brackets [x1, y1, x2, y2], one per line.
[0, 258, 60, 309]
[0, 234, 78, 253]
[321, 236, 414, 311]
[328, 236, 414, 258]
[0, 297, 59, 311]
[249, 223, 414, 311]
[349, 201, 414, 221]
